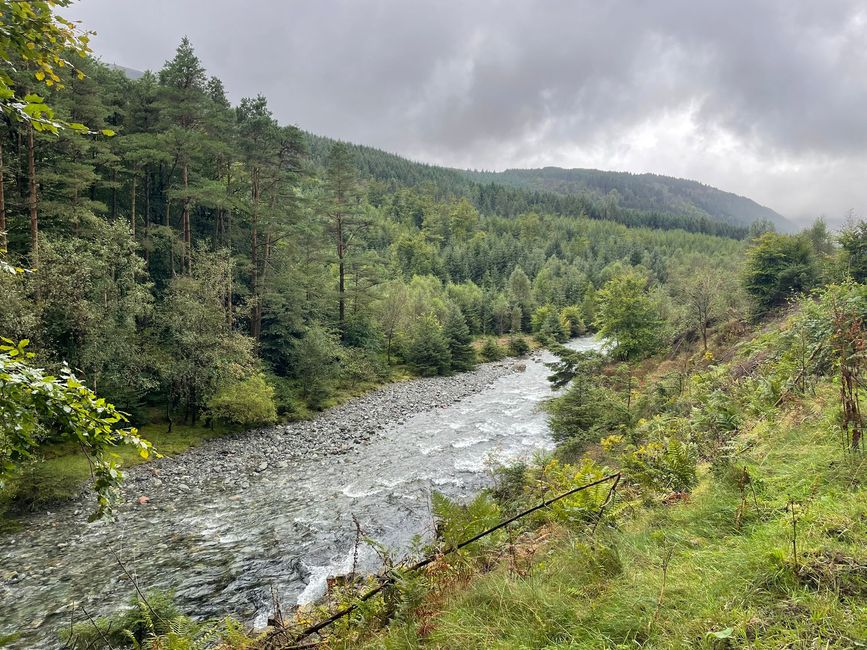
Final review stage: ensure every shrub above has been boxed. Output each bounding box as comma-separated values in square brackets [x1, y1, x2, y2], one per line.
[742, 232, 819, 317]
[559, 305, 586, 337]
[544, 375, 631, 444]
[508, 335, 531, 357]
[293, 325, 341, 409]
[479, 337, 506, 362]
[207, 373, 277, 428]
[526, 457, 611, 526]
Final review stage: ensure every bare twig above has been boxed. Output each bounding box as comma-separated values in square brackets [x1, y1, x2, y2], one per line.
[591, 472, 621, 537]
[109, 547, 166, 626]
[80, 605, 115, 650]
[647, 547, 674, 635]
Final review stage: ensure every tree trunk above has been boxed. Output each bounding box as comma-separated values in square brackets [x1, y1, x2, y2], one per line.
[182, 162, 191, 273]
[130, 175, 137, 238]
[0, 140, 6, 252]
[27, 125, 38, 266]
[251, 169, 260, 340]
[144, 171, 150, 264]
[111, 169, 117, 220]
[337, 215, 345, 335]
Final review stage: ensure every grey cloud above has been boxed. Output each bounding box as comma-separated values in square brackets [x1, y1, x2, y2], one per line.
[68, 0, 867, 223]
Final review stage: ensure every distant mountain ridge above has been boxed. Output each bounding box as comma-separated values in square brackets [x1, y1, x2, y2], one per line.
[306, 134, 789, 238]
[462, 167, 789, 230]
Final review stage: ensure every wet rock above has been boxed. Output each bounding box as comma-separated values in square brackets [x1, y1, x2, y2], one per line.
[136, 496, 151, 505]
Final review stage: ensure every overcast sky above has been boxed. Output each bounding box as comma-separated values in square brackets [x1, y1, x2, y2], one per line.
[67, 0, 867, 225]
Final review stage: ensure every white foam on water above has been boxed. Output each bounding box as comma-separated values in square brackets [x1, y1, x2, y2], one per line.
[451, 436, 490, 449]
[418, 443, 443, 455]
[453, 456, 488, 473]
[341, 484, 383, 498]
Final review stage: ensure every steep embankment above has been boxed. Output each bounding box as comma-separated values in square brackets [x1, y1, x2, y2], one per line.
[326, 320, 867, 649]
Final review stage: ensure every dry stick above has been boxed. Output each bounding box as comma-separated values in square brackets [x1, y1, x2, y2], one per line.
[283, 473, 621, 648]
[350, 513, 363, 581]
[789, 500, 799, 572]
[647, 547, 674, 636]
[108, 548, 167, 626]
[591, 472, 622, 538]
[80, 605, 115, 650]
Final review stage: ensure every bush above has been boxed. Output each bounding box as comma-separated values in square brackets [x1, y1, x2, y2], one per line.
[207, 373, 277, 428]
[508, 335, 531, 357]
[742, 232, 819, 317]
[559, 305, 586, 337]
[544, 375, 631, 444]
[479, 337, 506, 361]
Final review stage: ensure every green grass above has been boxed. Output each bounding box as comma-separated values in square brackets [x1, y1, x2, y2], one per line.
[355, 384, 867, 649]
[0, 420, 231, 529]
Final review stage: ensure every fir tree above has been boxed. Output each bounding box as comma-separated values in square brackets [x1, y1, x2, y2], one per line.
[406, 313, 452, 376]
[444, 307, 476, 371]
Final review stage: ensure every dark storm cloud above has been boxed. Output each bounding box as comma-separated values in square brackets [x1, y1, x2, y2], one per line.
[67, 0, 867, 223]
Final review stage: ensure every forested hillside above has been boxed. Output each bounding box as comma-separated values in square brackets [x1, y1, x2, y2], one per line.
[2, 5, 867, 649]
[0, 37, 749, 444]
[304, 134, 765, 239]
[465, 167, 790, 231]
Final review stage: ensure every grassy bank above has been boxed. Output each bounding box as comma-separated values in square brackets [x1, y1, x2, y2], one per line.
[0, 421, 230, 530]
[356, 384, 866, 648]
[300, 312, 867, 649]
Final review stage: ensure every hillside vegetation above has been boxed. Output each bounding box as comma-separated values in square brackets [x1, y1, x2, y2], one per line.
[465, 167, 790, 231]
[305, 134, 779, 239]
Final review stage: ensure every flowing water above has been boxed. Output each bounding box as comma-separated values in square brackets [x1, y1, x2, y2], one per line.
[0, 337, 601, 648]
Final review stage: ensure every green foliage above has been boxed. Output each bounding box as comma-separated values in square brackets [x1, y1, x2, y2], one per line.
[0, 339, 152, 519]
[544, 373, 631, 445]
[608, 416, 698, 495]
[478, 337, 505, 362]
[559, 304, 586, 337]
[0, 0, 94, 132]
[431, 491, 502, 554]
[207, 372, 277, 428]
[507, 335, 530, 357]
[595, 269, 665, 360]
[531, 304, 569, 343]
[526, 456, 612, 525]
[405, 313, 452, 376]
[60, 589, 254, 649]
[293, 325, 341, 409]
[839, 220, 867, 283]
[743, 232, 819, 317]
[545, 344, 605, 390]
[443, 307, 476, 371]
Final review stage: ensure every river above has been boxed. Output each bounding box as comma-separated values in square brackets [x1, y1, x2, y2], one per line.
[0, 337, 601, 648]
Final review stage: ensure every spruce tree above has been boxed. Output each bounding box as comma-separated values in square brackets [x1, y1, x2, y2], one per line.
[444, 307, 476, 371]
[406, 313, 452, 376]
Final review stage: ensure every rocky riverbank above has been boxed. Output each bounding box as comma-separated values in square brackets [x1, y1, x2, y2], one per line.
[110, 357, 527, 513]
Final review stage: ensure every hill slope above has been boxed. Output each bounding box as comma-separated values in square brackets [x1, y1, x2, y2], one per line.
[464, 167, 789, 231]
[305, 134, 790, 237]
